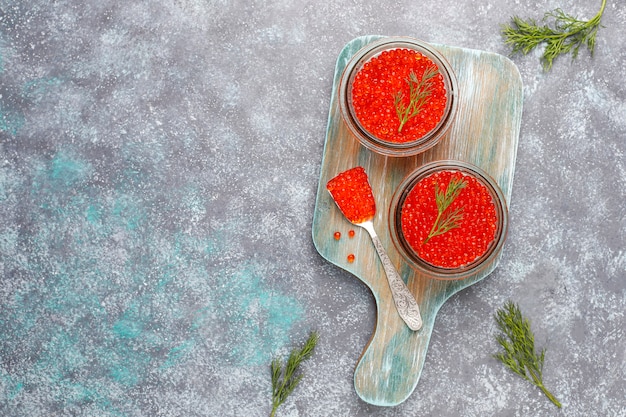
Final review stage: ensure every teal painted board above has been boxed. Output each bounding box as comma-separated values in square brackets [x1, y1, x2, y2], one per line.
[312, 36, 523, 406]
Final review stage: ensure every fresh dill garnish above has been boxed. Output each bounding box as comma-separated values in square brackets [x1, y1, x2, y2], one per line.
[270, 331, 319, 417]
[424, 176, 467, 244]
[394, 66, 439, 133]
[501, 0, 607, 70]
[493, 301, 562, 408]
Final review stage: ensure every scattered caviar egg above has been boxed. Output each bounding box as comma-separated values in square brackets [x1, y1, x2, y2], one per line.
[347, 254, 355, 263]
[334, 231, 341, 240]
[348, 229, 355, 238]
[400, 170, 497, 268]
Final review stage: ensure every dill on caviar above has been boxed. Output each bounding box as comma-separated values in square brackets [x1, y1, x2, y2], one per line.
[493, 302, 562, 408]
[501, 0, 607, 70]
[270, 331, 319, 417]
[394, 66, 439, 133]
[424, 176, 467, 243]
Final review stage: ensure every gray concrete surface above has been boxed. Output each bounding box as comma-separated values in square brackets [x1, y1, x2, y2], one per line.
[0, 1, 624, 416]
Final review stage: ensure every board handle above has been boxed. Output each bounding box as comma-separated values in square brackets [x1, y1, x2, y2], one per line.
[353, 294, 435, 407]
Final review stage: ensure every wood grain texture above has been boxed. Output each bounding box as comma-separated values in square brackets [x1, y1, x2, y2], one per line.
[312, 35, 523, 406]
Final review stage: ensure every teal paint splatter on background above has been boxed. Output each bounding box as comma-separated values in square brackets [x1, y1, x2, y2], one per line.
[214, 263, 305, 367]
[21, 77, 64, 101]
[0, 148, 306, 415]
[0, 5, 313, 414]
[0, 102, 24, 136]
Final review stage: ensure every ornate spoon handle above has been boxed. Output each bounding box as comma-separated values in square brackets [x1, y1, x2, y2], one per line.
[361, 220, 423, 331]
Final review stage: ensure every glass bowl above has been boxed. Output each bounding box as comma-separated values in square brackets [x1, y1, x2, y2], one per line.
[389, 160, 508, 280]
[339, 37, 459, 157]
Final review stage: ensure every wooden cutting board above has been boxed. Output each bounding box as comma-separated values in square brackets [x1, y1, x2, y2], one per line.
[312, 35, 523, 406]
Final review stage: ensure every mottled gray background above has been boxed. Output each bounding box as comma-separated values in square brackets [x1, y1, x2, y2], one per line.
[0, 0, 624, 416]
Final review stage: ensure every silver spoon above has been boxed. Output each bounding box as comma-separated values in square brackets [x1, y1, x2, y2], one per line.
[327, 167, 423, 331]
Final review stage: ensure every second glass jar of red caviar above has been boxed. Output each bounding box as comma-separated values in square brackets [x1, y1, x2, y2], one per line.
[339, 37, 458, 157]
[389, 161, 508, 280]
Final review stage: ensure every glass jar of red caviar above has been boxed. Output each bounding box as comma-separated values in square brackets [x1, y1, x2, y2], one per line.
[339, 37, 458, 157]
[389, 161, 508, 280]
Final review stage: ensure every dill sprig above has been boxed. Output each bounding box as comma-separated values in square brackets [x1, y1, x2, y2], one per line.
[270, 331, 319, 417]
[493, 302, 562, 408]
[501, 0, 607, 71]
[394, 66, 439, 133]
[424, 176, 467, 243]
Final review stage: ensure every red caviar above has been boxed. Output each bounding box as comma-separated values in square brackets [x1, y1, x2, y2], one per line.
[334, 231, 341, 240]
[347, 254, 356, 263]
[348, 229, 355, 238]
[400, 170, 497, 268]
[351, 48, 447, 143]
[326, 167, 376, 224]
